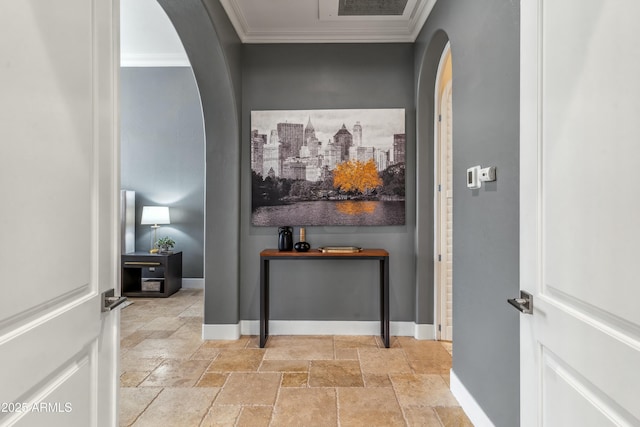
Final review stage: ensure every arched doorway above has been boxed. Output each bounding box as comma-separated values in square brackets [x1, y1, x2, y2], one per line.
[434, 43, 453, 341]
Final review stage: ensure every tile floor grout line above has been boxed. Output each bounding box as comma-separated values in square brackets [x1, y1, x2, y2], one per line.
[128, 386, 164, 427]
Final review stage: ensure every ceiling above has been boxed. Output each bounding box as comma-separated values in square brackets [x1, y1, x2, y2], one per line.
[219, 0, 438, 43]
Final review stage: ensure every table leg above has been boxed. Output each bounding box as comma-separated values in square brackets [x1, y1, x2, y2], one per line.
[381, 257, 390, 348]
[260, 258, 269, 348]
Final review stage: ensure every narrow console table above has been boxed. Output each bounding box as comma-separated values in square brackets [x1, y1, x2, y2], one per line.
[259, 248, 390, 348]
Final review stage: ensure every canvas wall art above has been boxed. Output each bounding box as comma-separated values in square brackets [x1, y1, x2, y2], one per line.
[251, 108, 405, 226]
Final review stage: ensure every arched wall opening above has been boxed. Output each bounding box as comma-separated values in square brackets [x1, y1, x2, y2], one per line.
[415, 30, 451, 331]
[158, 0, 242, 330]
[434, 43, 453, 341]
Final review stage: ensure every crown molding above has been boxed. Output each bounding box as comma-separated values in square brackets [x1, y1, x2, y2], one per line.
[220, 0, 437, 44]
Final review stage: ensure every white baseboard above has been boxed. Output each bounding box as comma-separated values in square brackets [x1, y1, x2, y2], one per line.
[450, 369, 495, 427]
[204, 321, 436, 340]
[202, 323, 240, 340]
[182, 278, 204, 289]
[414, 323, 436, 340]
[236, 320, 434, 338]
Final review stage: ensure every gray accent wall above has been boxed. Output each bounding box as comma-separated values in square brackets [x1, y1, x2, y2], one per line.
[120, 67, 205, 278]
[241, 44, 417, 322]
[415, 1, 520, 426]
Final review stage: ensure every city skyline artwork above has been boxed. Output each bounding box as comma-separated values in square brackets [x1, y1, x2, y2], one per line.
[251, 108, 406, 227]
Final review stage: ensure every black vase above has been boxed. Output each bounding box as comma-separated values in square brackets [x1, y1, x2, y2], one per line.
[278, 226, 293, 251]
[294, 241, 311, 252]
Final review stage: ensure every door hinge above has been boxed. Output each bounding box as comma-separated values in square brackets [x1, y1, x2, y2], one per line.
[438, 254, 442, 262]
[438, 114, 442, 122]
[438, 324, 441, 332]
[438, 184, 442, 192]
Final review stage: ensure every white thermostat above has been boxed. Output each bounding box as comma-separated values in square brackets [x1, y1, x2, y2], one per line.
[479, 166, 496, 182]
[467, 165, 496, 189]
[467, 166, 481, 189]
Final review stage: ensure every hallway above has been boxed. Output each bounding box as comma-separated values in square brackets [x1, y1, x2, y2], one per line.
[119, 290, 471, 426]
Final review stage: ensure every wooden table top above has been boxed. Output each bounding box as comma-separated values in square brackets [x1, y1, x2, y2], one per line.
[260, 248, 388, 258]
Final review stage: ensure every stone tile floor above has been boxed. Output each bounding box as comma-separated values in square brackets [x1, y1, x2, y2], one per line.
[119, 289, 472, 426]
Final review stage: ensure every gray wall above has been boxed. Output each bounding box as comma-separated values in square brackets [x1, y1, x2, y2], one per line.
[159, 0, 243, 324]
[414, 1, 520, 426]
[241, 44, 417, 322]
[120, 67, 205, 278]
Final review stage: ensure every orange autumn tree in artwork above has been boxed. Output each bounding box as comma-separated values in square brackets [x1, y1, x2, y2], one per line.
[332, 159, 382, 195]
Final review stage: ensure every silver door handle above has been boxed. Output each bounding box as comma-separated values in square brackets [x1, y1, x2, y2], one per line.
[508, 290, 533, 314]
[101, 288, 127, 312]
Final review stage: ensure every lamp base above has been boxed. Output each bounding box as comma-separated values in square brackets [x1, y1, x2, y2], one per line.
[149, 248, 159, 254]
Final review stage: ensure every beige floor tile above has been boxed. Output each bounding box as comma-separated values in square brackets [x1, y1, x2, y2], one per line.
[403, 406, 444, 427]
[120, 371, 150, 387]
[207, 349, 265, 372]
[358, 348, 412, 374]
[264, 336, 334, 360]
[120, 330, 153, 349]
[178, 305, 203, 317]
[259, 360, 309, 372]
[131, 387, 217, 426]
[139, 316, 185, 332]
[390, 374, 459, 407]
[363, 373, 392, 387]
[271, 388, 337, 427]
[282, 372, 308, 387]
[309, 360, 364, 387]
[441, 373, 450, 388]
[434, 406, 474, 427]
[196, 372, 229, 387]
[140, 359, 210, 387]
[120, 353, 164, 373]
[441, 341, 453, 356]
[397, 337, 450, 360]
[236, 406, 273, 427]
[335, 348, 358, 360]
[245, 336, 261, 348]
[338, 387, 405, 427]
[200, 405, 242, 427]
[127, 338, 202, 359]
[119, 387, 161, 427]
[334, 335, 379, 349]
[409, 358, 451, 375]
[215, 372, 281, 405]
[201, 337, 252, 349]
[171, 323, 204, 341]
[190, 344, 222, 360]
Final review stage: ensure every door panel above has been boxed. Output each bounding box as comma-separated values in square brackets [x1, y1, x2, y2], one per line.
[0, 0, 120, 425]
[520, 0, 640, 425]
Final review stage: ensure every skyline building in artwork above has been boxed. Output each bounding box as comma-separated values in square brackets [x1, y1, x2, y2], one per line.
[333, 124, 353, 162]
[393, 133, 406, 164]
[277, 122, 304, 159]
[252, 114, 405, 181]
[251, 129, 266, 177]
[262, 130, 281, 178]
[352, 121, 362, 147]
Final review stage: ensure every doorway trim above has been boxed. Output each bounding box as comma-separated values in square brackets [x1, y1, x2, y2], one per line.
[434, 42, 453, 341]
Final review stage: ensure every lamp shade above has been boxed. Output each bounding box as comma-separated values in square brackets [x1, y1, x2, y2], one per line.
[141, 206, 170, 225]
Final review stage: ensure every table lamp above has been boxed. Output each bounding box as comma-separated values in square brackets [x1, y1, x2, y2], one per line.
[141, 206, 170, 253]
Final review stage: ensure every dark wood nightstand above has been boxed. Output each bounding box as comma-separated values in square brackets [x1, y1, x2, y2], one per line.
[121, 252, 182, 298]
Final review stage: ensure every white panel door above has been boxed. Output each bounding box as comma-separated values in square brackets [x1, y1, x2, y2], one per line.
[520, 0, 640, 426]
[0, 0, 120, 426]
